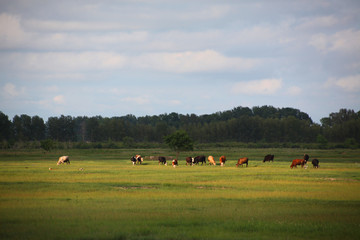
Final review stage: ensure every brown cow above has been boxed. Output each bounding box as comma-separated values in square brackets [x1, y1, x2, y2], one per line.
[236, 157, 249, 167]
[207, 156, 216, 165]
[290, 159, 306, 168]
[219, 156, 226, 166]
[185, 157, 193, 166]
[57, 156, 70, 165]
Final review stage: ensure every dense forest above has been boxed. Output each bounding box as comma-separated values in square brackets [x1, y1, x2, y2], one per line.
[0, 106, 359, 149]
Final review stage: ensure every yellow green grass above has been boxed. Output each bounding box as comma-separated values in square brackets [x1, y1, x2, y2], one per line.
[0, 148, 359, 239]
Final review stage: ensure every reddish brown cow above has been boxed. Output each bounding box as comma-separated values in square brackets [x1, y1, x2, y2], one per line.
[290, 159, 306, 168]
[172, 159, 178, 168]
[236, 157, 249, 167]
[185, 157, 193, 166]
[219, 156, 226, 166]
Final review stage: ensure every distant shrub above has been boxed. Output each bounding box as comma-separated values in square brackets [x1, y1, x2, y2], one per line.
[40, 139, 54, 152]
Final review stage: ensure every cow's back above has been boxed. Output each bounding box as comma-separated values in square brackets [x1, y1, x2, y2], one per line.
[290, 159, 305, 168]
[236, 157, 248, 167]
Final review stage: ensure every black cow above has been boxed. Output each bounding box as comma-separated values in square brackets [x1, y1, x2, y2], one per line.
[304, 154, 309, 163]
[158, 156, 167, 165]
[131, 156, 137, 165]
[312, 158, 319, 168]
[263, 154, 274, 162]
[194, 155, 206, 165]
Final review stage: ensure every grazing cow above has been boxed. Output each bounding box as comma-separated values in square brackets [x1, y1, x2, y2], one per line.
[219, 156, 226, 166]
[57, 156, 70, 165]
[135, 154, 143, 164]
[290, 159, 306, 168]
[312, 158, 319, 168]
[263, 154, 274, 162]
[236, 157, 249, 167]
[131, 156, 137, 165]
[207, 156, 216, 165]
[158, 156, 167, 165]
[304, 154, 309, 163]
[185, 157, 193, 166]
[172, 159, 178, 168]
[194, 155, 206, 165]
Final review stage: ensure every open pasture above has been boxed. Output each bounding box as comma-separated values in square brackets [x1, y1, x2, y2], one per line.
[0, 148, 360, 240]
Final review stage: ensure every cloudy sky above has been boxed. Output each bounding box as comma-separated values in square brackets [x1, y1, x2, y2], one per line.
[1, 0, 359, 123]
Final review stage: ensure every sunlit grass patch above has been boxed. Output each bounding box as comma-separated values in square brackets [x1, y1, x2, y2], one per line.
[0, 148, 359, 239]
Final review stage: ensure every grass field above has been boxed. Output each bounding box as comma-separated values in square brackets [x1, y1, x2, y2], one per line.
[0, 148, 359, 240]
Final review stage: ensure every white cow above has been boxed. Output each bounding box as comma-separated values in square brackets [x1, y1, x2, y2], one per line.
[57, 156, 70, 165]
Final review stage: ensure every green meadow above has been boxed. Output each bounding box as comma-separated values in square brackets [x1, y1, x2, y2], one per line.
[0, 148, 359, 240]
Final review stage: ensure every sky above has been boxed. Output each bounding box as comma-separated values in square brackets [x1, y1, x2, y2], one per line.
[0, 0, 359, 123]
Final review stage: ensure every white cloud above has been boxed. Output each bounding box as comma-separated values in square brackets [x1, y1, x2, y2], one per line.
[24, 20, 128, 32]
[297, 16, 339, 31]
[330, 29, 360, 53]
[327, 75, 360, 92]
[121, 97, 150, 105]
[3, 83, 24, 97]
[169, 100, 181, 106]
[0, 13, 26, 48]
[228, 25, 282, 46]
[286, 86, 302, 95]
[179, 5, 231, 20]
[309, 29, 360, 53]
[308, 33, 328, 52]
[232, 78, 283, 95]
[1, 52, 127, 73]
[1, 49, 257, 74]
[53, 95, 65, 104]
[133, 50, 258, 73]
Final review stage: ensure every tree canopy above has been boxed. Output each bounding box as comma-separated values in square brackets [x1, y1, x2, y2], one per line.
[0, 106, 359, 148]
[164, 130, 194, 159]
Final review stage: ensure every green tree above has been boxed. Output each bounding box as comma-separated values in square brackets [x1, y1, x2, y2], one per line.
[164, 130, 193, 160]
[31, 116, 45, 140]
[47, 115, 75, 141]
[123, 136, 135, 148]
[0, 111, 12, 141]
[316, 134, 328, 149]
[13, 114, 32, 141]
[40, 139, 54, 152]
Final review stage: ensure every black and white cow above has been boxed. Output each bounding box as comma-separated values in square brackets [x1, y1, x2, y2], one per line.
[158, 156, 167, 165]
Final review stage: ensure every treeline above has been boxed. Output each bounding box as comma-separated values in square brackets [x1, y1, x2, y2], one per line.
[0, 106, 359, 149]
